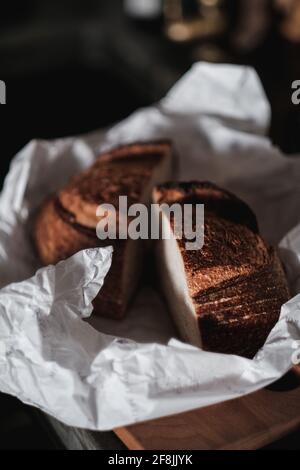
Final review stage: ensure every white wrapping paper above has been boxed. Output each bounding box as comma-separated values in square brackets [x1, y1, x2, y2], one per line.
[0, 62, 300, 431]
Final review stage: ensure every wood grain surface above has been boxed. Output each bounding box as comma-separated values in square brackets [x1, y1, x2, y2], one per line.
[115, 366, 300, 450]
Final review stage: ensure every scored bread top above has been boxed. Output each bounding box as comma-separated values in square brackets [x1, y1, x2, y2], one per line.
[154, 181, 270, 298]
[59, 141, 172, 229]
[154, 181, 290, 357]
[154, 181, 259, 233]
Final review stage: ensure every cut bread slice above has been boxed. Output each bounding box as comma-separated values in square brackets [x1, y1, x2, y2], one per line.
[35, 141, 173, 319]
[153, 181, 289, 358]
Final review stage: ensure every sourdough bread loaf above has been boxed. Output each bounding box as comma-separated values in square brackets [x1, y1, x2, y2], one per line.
[34, 141, 172, 319]
[153, 182, 290, 358]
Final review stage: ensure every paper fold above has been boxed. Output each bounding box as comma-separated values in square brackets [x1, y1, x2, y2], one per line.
[0, 62, 299, 430]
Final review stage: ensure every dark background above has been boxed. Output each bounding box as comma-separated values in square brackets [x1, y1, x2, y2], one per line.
[0, 0, 300, 449]
[1, 1, 300, 184]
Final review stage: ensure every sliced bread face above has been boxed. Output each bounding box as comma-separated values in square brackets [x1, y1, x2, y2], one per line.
[153, 181, 289, 358]
[34, 141, 172, 319]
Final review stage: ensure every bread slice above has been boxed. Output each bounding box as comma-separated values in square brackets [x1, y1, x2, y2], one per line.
[153, 182, 290, 358]
[34, 141, 172, 319]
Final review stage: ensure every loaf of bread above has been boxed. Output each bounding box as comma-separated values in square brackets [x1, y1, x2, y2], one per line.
[153, 182, 290, 358]
[35, 148, 289, 357]
[34, 141, 172, 319]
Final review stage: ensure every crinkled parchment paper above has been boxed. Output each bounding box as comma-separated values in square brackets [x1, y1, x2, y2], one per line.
[0, 63, 300, 430]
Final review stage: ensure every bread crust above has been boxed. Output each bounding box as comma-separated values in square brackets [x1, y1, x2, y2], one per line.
[154, 181, 290, 358]
[59, 141, 172, 229]
[34, 141, 172, 319]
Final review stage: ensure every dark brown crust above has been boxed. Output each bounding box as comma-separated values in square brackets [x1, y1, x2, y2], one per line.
[34, 141, 172, 319]
[155, 181, 290, 358]
[199, 253, 289, 358]
[34, 197, 99, 266]
[179, 214, 270, 298]
[58, 141, 172, 229]
[155, 181, 259, 233]
[199, 304, 280, 358]
[54, 197, 98, 238]
[34, 197, 128, 319]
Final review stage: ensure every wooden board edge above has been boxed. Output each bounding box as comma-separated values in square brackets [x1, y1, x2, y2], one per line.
[114, 427, 145, 450]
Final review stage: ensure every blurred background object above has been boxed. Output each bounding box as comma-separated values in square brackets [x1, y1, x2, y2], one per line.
[276, 0, 300, 42]
[164, 0, 227, 43]
[1, 0, 300, 168]
[0, 0, 300, 450]
[124, 0, 162, 19]
[231, 0, 270, 52]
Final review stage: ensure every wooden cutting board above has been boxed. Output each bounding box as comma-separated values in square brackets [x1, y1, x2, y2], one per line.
[114, 366, 300, 450]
